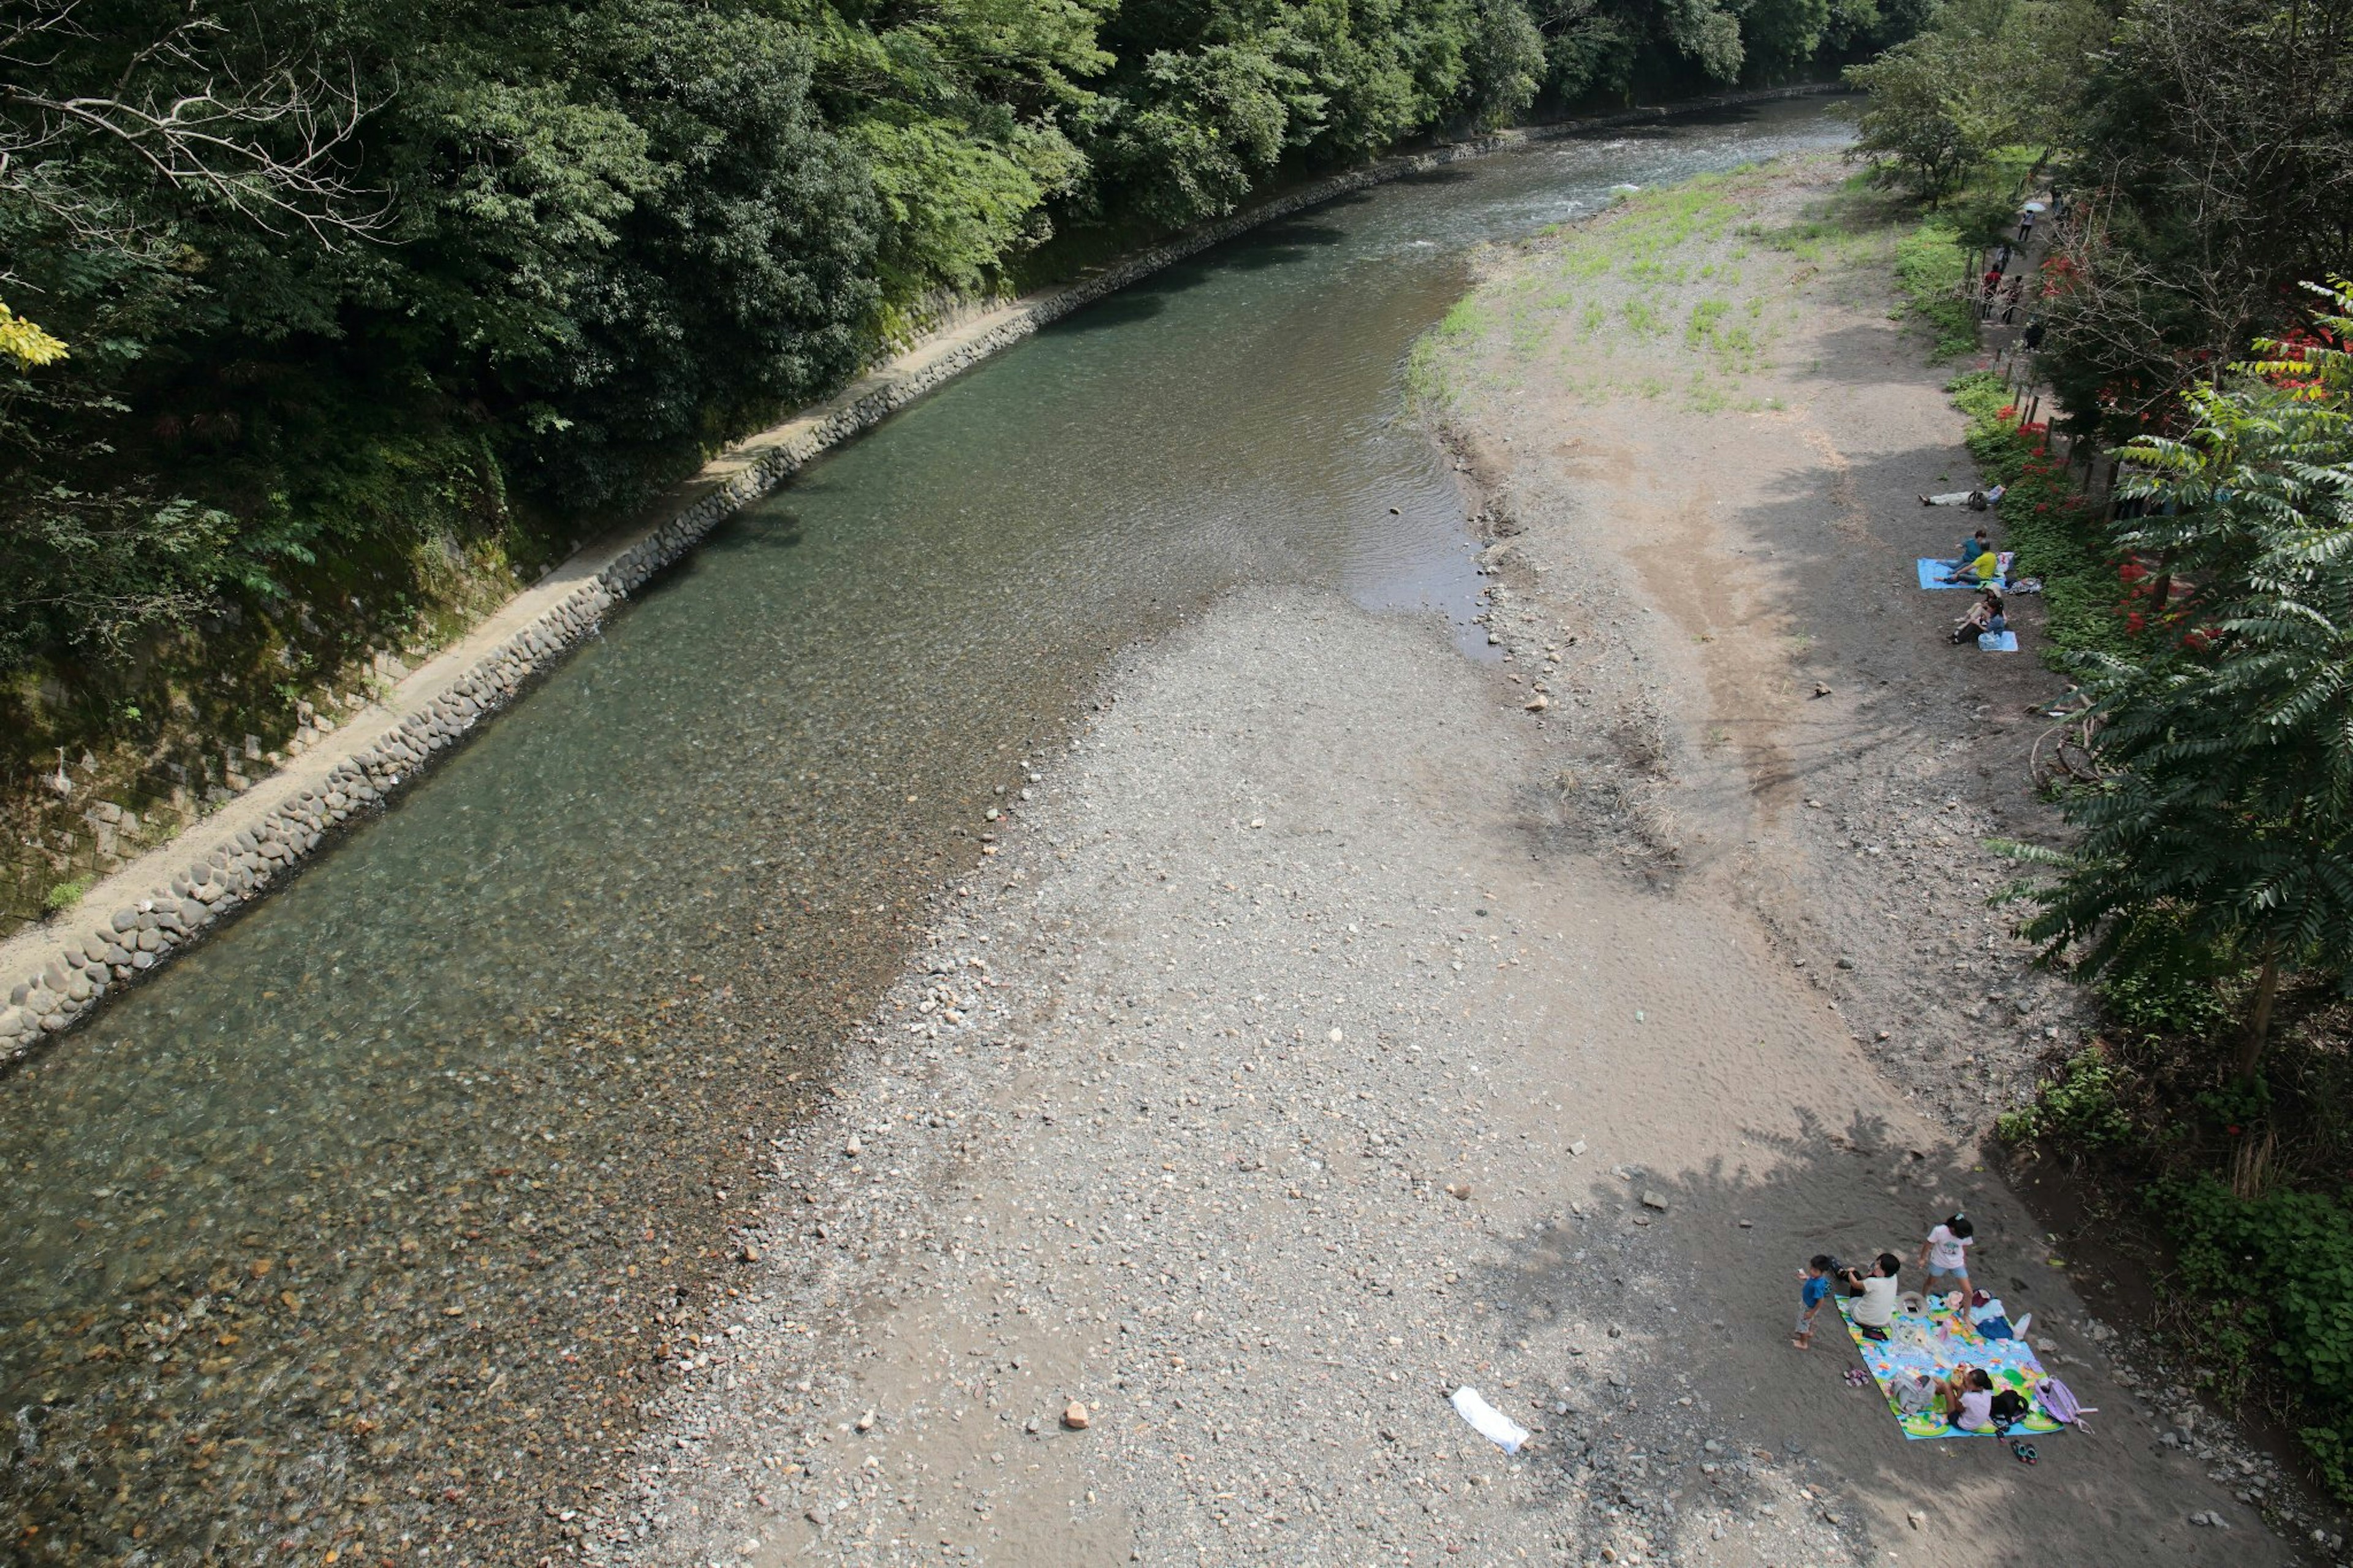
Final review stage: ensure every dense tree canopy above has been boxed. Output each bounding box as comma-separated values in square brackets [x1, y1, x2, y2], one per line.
[0, 0, 1890, 676]
[2005, 282, 2353, 1078]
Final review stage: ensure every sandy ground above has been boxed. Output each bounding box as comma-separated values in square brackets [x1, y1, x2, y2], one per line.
[582, 161, 2309, 1568]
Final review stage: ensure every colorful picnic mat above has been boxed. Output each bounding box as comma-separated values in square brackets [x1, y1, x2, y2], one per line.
[1838, 1296, 2066, 1441]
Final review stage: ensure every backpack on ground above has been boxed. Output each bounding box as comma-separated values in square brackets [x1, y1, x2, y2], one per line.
[2036, 1376, 2095, 1431]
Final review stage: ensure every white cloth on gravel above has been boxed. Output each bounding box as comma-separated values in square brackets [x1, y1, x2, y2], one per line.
[1450, 1387, 1531, 1454]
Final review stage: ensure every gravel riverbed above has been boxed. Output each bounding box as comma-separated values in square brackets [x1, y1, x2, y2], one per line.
[591, 583, 2281, 1567]
[582, 157, 2318, 1568]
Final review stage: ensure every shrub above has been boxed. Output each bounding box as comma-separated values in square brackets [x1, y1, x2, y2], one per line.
[1996, 1048, 2135, 1148]
[2159, 1176, 2353, 1501]
[2099, 950, 2235, 1041]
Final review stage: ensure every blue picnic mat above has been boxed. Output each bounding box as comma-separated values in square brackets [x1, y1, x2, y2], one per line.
[1919, 558, 1995, 589]
[1977, 631, 2020, 652]
[1840, 1297, 2065, 1441]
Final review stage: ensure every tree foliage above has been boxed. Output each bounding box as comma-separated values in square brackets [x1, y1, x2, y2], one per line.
[2003, 282, 2353, 1077]
[2037, 0, 2353, 433]
[0, 0, 1887, 675]
[1841, 0, 2104, 202]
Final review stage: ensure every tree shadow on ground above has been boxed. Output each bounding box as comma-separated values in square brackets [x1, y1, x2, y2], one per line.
[1455, 1104, 2245, 1567]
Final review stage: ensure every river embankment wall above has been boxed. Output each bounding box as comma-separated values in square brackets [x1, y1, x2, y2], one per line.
[0, 81, 1843, 1056]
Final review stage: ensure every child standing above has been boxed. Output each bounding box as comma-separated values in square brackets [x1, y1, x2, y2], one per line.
[1793, 1255, 1834, 1349]
[1919, 1213, 1976, 1303]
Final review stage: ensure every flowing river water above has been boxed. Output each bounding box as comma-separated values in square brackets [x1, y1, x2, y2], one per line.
[1, 98, 1851, 1564]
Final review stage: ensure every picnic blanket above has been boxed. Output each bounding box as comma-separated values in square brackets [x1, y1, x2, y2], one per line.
[1977, 630, 2020, 652]
[1919, 559, 1993, 589]
[1839, 1296, 2066, 1441]
[1917, 552, 2017, 590]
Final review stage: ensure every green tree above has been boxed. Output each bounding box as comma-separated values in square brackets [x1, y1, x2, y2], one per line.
[2038, 0, 2353, 435]
[1842, 31, 1977, 200]
[1842, 0, 2109, 203]
[2003, 281, 2353, 1079]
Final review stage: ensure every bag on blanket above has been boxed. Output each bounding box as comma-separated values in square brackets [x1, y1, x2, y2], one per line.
[1893, 1373, 1939, 1417]
[1990, 1390, 2031, 1429]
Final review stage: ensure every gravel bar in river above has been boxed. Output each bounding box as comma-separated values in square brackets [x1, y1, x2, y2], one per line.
[604, 582, 2272, 1568]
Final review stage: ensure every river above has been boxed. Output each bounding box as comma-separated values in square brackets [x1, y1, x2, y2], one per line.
[0, 97, 1851, 1564]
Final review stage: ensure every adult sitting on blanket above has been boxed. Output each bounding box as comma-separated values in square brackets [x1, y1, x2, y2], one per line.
[1951, 588, 2006, 645]
[1947, 529, 1993, 570]
[1939, 547, 2003, 586]
[1840, 1252, 1904, 1341]
[1919, 483, 2005, 509]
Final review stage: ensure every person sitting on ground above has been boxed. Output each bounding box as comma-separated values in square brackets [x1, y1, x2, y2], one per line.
[1941, 547, 2002, 586]
[1942, 1367, 1997, 1431]
[1948, 529, 1993, 569]
[1840, 1252, 1904, 1341]
[1919, 1212, 1977, 1302]
[1952, 589, 2006, 643]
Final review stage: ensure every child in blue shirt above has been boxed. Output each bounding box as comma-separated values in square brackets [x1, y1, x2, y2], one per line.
[1794, 1254, 1835, 1349]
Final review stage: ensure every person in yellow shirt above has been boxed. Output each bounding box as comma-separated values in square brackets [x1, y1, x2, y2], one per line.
[1940, 550, 2000, 586]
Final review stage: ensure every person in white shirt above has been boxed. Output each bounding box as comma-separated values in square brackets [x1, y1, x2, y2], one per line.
[1841, 1252, 1905, 1341]
[1919, 1213, 1976, 1304]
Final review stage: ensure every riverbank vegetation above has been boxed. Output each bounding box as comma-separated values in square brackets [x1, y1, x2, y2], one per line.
[0, 0, 1915, 931]
[1840, 0, 2353, 1502]
[1408, 161, 1906, 416]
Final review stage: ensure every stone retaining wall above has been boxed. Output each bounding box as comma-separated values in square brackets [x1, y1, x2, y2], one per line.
[0, 83, 1841, 1058]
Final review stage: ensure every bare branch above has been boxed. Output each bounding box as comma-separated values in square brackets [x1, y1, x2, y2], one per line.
[0, 2, 392, 245]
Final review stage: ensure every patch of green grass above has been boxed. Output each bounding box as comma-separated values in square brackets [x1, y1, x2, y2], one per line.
[1403, 336, 1452, 409]
[1895, 221, 1979, 362]
[1686, 297, 1730, 346]
[43, 875, 91, 916]
[1434, 296, 1491, 340]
